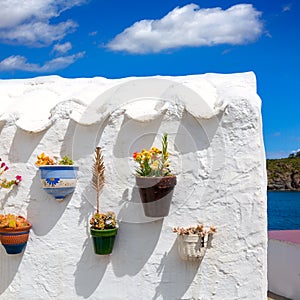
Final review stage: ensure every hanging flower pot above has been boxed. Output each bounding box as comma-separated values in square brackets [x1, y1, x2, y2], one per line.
[177, 234, 208, 261]
[90, 226, 118, 255]
[132, 133, 177, 218]
[89, 148, 118, 255]
[136, 175, 176, 217]
[90, 212, 118, 255]
[0, 215, 31, 255]
[35, 152, 78, 200]
[39, 165, 79, 200]
[173, 225, 216, 261]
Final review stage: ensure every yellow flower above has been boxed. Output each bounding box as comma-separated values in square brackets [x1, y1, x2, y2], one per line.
[151, 160, 159, 170]
[144, 152, 151, 160]
[35, 152, 55, 166]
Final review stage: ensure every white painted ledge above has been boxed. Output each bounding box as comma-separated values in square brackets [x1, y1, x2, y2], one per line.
[268, 230, 300, 300]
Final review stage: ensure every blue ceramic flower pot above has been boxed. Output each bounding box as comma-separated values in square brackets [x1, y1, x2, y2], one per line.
[39, 165, 79, 200]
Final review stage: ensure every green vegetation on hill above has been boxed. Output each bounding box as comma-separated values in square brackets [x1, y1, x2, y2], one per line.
[267, 156, 300, 190]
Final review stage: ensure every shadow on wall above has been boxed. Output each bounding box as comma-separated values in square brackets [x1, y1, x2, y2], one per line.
[8, 128, 47, 163]
[174, 110, 222, 153]
[152, 240, 202, 300]
[111, 219, 163, 276]
[74, 188, 163, 296]
[0, 247, 24, 295]
[72, 120, 109, 161]
[27, 172, 70, 236]
[0, 121, 4, 135]
[60, 120, 77, 159]
[74, 186, 110, 298]
[0, 188, 18, 211]
[74, 237, 110, 298]
[113, 114, 163, 159]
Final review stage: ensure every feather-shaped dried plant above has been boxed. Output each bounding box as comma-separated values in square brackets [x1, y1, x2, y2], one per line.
[92, 147, 105, 213]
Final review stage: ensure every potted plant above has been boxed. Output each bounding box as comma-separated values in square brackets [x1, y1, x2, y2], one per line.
[133, 133, 176, 217]
[0, 214, 31, 254]
[0, 158, 30, 255]
[35, 153, 79, 200]
[173, 224, 216, 261]
[90, 147, 118, 255]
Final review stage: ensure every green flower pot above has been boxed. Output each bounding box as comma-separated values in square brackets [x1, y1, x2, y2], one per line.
[90, 227, 118, 255]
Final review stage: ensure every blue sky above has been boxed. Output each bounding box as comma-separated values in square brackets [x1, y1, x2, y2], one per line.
[0, 0, 299, 159]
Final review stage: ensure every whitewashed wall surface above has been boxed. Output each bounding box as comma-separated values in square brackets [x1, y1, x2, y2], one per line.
[0, 72, 267, 300]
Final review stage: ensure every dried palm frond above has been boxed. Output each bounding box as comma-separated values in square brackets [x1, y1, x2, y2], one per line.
[92, 147, 105, 213]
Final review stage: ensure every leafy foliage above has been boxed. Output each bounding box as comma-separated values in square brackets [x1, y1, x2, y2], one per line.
[173, 224, 216, 236]
[90, 211, 117, 230]
[59, 156, 74, 165]
[0, 158, 22, 189]
[267, 156, 300, 189]
[35, 152, 74, 166]
[133, 133, 172, 177]
[0, 214, 30, 229]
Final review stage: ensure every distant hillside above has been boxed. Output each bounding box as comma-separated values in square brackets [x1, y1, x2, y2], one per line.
[267, 157, 300, 190]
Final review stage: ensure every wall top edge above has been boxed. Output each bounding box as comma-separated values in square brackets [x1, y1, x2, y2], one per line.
[0, 72, 259, 133]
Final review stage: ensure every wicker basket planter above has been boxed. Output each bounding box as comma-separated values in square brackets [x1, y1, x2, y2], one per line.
[173, 224, 216, 261]
[177, 233, 209, 261]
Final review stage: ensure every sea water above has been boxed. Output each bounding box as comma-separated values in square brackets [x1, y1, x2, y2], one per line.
[268, 191, 300, 230]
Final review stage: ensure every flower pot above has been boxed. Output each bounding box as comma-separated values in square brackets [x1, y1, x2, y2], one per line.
[39, 165, 79, 200]
[177, 234, 209, 261]
[90, 227, 118, 255]
[0, 222, 32, 255]
[135, 176, 176, 217]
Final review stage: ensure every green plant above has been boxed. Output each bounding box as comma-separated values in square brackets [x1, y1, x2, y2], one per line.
[0, 158, 22, 189]
[133, 133, 172, 177]
[59, 156, 74, 165]
[173, 224, 216, 236]
[90, 212, 117, 230]
[89, 147, 117, 230]
[35, 152, 74, 166]
[0, 214, 30, 229]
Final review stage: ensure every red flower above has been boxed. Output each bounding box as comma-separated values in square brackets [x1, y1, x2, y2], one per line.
[15, 175, 22, 183]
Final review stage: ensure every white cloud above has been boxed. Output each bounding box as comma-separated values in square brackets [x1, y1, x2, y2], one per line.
[53, 42, 73, 54]
[282, 4, 292, 12]
[0, 52, 85, 72]
[0, 0, 87, 46]
[0, 21, 77, 47]
[89, 31, 98, 36]
[107, 3, 263, 54]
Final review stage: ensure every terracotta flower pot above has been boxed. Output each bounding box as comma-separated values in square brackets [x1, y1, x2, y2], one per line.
[136, 175, 176, 217]
[0, 222, 32, 255]
[90, 227, 118, 255]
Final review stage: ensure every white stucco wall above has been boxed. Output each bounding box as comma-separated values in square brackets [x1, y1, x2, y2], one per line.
[0, 72, 267, 300]
[268, 238, 300, 300]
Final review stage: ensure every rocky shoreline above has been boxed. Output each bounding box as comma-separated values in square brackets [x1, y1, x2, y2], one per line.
[267, 157, 300, 191]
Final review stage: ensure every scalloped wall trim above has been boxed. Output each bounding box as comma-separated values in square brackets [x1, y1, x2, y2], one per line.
[0, 72, 258, 132]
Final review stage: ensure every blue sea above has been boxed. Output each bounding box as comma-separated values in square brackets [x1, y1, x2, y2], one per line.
[268, 191, 300, 230]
